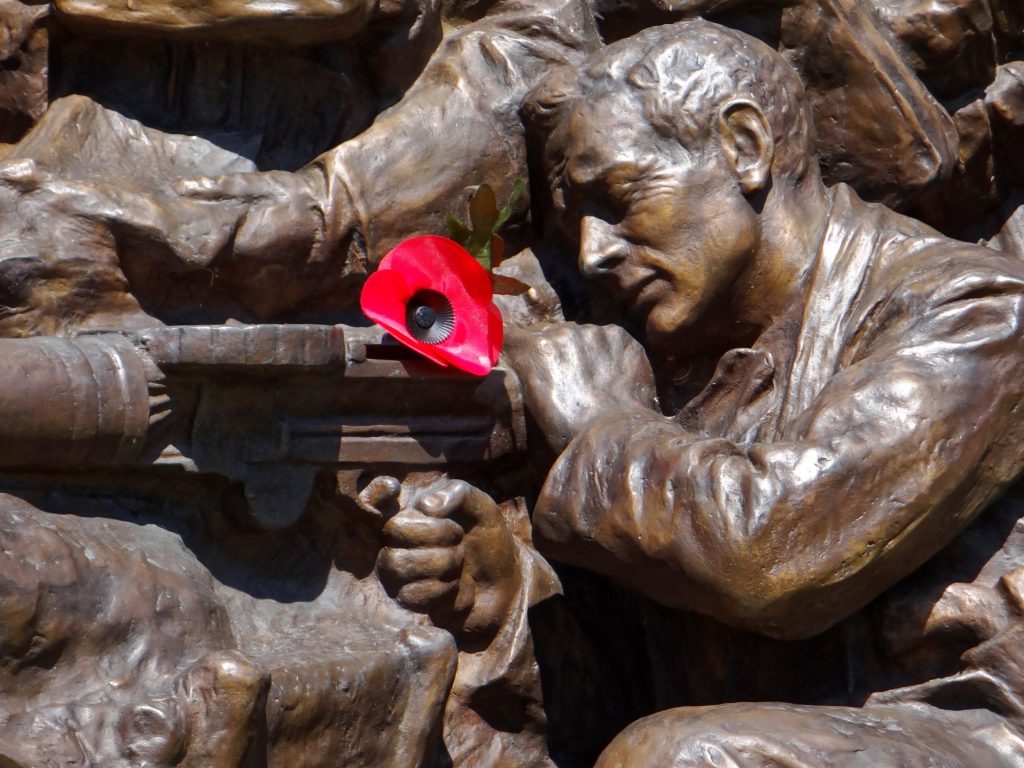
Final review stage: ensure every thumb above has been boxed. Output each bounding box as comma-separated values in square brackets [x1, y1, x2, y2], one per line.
[418, 481, 498, 530]
[356, 476, 401, 521]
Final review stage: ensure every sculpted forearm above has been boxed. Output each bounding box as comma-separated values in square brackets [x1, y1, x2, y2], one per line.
[307, 0, 595, 265]
[535, 343, 1024, 639]
[310, 84, 522, 267]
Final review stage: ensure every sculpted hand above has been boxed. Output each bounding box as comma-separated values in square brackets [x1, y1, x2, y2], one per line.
[172, 170, 333, 265]
[504, 322, 658, 454]
[170, 168, 356, 316]
[371, 477, 522, 642]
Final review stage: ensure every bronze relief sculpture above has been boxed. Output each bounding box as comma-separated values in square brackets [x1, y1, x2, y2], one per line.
[2, 1, 1024, 766]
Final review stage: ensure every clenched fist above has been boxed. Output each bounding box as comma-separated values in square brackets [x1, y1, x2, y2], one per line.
[367, 477, 523, 643]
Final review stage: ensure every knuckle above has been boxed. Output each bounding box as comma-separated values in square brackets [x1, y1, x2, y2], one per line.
[380, 546, 463, 582]
[384, 513, 464, 547]
[429, 550, 464, 579]
[376, 547, 405, 575]
[381, 518, 424, 546]
[446, 479, 470, 498]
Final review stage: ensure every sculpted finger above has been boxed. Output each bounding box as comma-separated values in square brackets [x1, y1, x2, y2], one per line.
[381, 513, 463, 548]
[378, 547, 463, 582]
[501, 324, 542, 356]
[172, 175, 229, 199]
[356, 475, 401, 520]
[417, 480, 471, 518]
[422, 482, 499, 529]
[502, 325, 557, 369]
[172, 173, 265, 201]
[395, 579, 460, 611]
[236, 203, 316, 257]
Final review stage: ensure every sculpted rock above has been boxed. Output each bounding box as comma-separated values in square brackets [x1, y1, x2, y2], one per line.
[0, 0, 47, 146]
[53, 0, 380, 44]
[0, 489, 458, 767]
[780, 0, 959, 209]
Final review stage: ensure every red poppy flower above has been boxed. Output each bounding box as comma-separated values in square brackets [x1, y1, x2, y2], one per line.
[360, 235, 503, 376]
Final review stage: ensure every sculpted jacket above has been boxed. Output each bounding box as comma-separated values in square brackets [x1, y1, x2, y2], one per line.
[534, 184, 1024, 642]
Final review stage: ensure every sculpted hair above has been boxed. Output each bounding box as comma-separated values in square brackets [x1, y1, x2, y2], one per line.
[525, 19, 816, 183]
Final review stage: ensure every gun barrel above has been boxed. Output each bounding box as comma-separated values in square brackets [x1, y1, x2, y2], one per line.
[0, 336, 149, 467]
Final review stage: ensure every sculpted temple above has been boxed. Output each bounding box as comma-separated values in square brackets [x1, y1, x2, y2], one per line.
[2, 1, 1024, 766]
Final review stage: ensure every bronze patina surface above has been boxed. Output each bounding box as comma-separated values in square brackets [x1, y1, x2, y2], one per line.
[1, 1, 1024, 766]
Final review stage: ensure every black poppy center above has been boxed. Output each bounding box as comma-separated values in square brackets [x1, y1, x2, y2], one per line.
[406, 290, 455, 344]
[413, 305, 436, 329]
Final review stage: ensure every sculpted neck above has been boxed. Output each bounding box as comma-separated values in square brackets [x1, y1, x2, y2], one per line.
[729, 173, 833, 338]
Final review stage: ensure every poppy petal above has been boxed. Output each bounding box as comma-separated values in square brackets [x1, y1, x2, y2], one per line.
[360, 267, 412, 323]
[386, 235, 493, 302]
[360, 235, 503, 376]
[486, 303, 504, 362]
[360, 268, 451, 368]
[432, 300, 495, 375]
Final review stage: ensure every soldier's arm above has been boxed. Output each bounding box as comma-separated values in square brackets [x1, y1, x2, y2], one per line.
[303, 0, 598, 265]
[167, 0, 597, 318]
[533, 254, 1024, 639]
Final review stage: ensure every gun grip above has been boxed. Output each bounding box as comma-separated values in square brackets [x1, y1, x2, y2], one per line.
[241, 465, 319, 530]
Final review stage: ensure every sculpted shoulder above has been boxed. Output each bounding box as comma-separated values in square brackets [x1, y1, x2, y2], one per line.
[820, 186, 1024, 360]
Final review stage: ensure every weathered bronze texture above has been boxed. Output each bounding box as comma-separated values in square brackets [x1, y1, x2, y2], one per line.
[2, 1, 1024, 766]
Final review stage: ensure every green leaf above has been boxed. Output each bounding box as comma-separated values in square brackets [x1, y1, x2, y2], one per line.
[494, 178, 526, 232]
[445, 179, 527, 273]
[491, 273, 531, 295]
[469, 184, 498, 235]
[470, 238, 492, 271]
[446, 214, 471, 244]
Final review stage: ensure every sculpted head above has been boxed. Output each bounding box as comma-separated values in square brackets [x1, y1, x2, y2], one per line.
[526, 21, 821, 354]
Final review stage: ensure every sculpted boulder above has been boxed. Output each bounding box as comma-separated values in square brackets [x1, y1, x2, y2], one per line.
[52, 0, 386, 44]
[0, 491, 458, 767]
[0, 0, 47, 146]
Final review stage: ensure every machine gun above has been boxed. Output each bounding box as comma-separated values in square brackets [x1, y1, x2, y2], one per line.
[0, 324, 526, 529]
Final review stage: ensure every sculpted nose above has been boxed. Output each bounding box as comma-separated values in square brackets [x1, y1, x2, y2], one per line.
[579, 215, 626, 278]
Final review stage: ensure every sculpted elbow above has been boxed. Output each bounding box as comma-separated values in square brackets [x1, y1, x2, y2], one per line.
[710, 566, 855, 641]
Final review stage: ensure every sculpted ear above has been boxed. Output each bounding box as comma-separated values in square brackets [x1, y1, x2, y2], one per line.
[717, 99, 774, 195]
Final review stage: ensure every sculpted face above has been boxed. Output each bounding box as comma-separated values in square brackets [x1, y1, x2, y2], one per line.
[559, 94, 759, 355]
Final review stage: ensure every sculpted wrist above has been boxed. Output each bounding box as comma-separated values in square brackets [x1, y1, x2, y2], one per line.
[301, 152, 369, 272]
